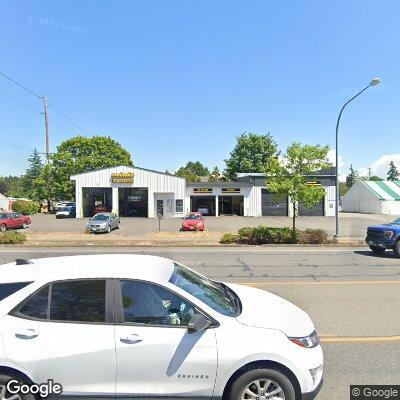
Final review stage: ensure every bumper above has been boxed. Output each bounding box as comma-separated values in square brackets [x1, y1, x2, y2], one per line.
[302, 377, 323, 400]
[87, 226, 109, 233]
[365, 237, 395, 249]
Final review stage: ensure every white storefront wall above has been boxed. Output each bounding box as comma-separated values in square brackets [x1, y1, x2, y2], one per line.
[71, 166, 186, 218]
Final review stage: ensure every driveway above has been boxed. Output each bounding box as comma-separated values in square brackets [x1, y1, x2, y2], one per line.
[23, 212, 398, 238]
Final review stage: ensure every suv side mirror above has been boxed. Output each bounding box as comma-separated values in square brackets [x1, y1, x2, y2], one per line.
[187, 314, 211, 333]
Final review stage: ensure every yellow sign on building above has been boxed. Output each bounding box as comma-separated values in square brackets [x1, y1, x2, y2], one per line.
[111, 172, 134, 184]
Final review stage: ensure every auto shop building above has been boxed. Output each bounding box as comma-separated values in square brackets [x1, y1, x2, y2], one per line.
[71, 166, 336, 218]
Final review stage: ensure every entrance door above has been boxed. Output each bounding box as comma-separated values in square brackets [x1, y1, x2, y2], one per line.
[114, 280, 217, 397]
[156, 200, 164, 216]
[2, 280, 116, 395]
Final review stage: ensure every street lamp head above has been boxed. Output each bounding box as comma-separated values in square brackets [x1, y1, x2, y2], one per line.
[369, 77, 381, 86]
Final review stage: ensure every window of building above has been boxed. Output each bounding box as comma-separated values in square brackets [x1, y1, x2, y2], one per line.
[175, 199, 183, 213]
[50, 280, 106, 323]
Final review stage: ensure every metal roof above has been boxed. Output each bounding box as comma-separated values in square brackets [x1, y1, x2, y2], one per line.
[186, 181, 253, 188]
[361, 180, 400, 201]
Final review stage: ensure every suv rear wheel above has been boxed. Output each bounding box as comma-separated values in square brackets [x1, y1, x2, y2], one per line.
[0, 374, 35, 400]
[369, 245, 386, 255]
[229, 367, 296, 400]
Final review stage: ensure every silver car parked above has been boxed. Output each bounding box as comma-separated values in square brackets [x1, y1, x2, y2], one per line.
[86, 213, 120, 233]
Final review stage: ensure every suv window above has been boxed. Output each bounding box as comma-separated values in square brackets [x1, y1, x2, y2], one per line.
[0, 282, 32, 302]
[18, 285, 49, 320]
[50, 280, 106, 323]
[119, 280, 196, 326]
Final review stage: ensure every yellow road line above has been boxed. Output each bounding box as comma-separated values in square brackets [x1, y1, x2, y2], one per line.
[238, 280, 400, 286]
[321, 336, 400, 343]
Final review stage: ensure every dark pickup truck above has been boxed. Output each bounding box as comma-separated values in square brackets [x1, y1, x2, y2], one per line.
[366, 217, 400, 256]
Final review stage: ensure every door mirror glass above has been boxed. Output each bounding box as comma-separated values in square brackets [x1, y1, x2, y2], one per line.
[187, 314, 211, 333]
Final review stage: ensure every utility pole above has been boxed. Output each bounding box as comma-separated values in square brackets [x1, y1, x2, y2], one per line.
[368, 167, 371, 180]
[41, 95, 51, 212]
[42, 96, 50, 163]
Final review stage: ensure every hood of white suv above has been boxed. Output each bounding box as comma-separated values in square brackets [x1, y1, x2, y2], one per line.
[226, 282, 315, 337]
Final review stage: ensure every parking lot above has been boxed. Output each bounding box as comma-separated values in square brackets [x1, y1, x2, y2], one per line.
[24, 212, 398, 239]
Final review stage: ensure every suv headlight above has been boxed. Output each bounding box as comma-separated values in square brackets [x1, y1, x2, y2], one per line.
[288, 330, 320, 348]
[383, 230, 394, 238]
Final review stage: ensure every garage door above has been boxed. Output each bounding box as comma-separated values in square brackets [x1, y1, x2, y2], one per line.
[261, 190, 288, 216]
[298, 197, 325, 216]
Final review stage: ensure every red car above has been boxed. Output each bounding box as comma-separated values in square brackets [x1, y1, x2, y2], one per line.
[181, 212, 205, 231]
[0, 212, 31, 232]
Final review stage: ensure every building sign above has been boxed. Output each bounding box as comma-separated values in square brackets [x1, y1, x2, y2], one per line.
[307, 181, 322, 186]
[111, 172, 134, 184]
[222, 188, 241, 193]
[193, 188, 213, 193]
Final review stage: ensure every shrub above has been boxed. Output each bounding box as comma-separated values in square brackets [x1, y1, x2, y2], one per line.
[250, 225, 297, 245]
[11, 200, 41, 215]
[298, 228, 329, 244]
[237, 227, 254, 243]
[0, 231, 27, 244]
[220, 233, 239, 244]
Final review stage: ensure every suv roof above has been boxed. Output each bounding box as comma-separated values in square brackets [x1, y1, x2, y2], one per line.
[0, 254, 175, 285]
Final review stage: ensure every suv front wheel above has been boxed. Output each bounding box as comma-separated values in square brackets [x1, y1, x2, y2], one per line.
[229, 367, 296, 400]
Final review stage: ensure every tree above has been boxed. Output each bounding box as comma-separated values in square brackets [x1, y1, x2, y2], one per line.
[208, 166, 224, 182]
[339, 181, 348, 197]
[0, 176, 26, 198]
[346, 164, 358, 189]
[50, 136, 133, 200]
[0, 179, 8, 195]
[22, 148, 44, 201]
[370, 175, 383, 181]
[387, 161, 399, 181]
[224, 133, 278, 180]
[175, 161, 209, 182]
[266, 143, 331, 242]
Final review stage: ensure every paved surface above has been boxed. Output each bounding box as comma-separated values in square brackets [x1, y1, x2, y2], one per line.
[25, 212, 399, 238]
[1, 246, 399, 399]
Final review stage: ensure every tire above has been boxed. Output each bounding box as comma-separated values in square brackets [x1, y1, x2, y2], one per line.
[229, 367, 296, 400]
[369, 245, 386, 255]
[0, 373, 36, 400]
[0, 224, 6, 232]
[107, 226, 111, 233]
[22, 222, 28, 229]
[394, 241, 400, 258]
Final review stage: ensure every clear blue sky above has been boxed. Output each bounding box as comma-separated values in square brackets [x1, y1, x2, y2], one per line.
[1, 0, 399, 179]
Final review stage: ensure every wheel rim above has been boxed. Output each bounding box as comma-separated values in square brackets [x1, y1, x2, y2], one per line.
[0, 383, 23, 400]
[241, 379, 285, 400]
[0, 225, 5, 232]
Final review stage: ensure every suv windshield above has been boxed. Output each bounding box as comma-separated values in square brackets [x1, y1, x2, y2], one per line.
[169, 263, 240, 317]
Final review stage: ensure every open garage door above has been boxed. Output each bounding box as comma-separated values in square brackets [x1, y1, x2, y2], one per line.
[262, 189, 288, 216]
[190, 196, 216, 216]
[298, 197, 325, 216]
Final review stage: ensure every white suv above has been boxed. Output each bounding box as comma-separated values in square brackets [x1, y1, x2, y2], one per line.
[0, 255, 323, 400]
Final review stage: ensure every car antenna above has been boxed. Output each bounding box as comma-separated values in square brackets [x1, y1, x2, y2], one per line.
[15, 259, 33, 265]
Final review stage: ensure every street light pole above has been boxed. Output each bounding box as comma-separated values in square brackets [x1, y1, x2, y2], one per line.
[335, 78, 381, 237]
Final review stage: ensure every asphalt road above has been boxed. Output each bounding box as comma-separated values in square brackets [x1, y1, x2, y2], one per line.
[1, 246, 400, 399]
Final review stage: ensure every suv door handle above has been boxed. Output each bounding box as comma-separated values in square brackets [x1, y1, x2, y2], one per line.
[15, 328, 39, 340]
[120, 334, 143, 344]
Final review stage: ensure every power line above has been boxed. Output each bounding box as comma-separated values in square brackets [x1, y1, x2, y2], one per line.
[0, 72, 41, 98]
[49, 102, 89, 135]
[0, 90, 40, 114]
